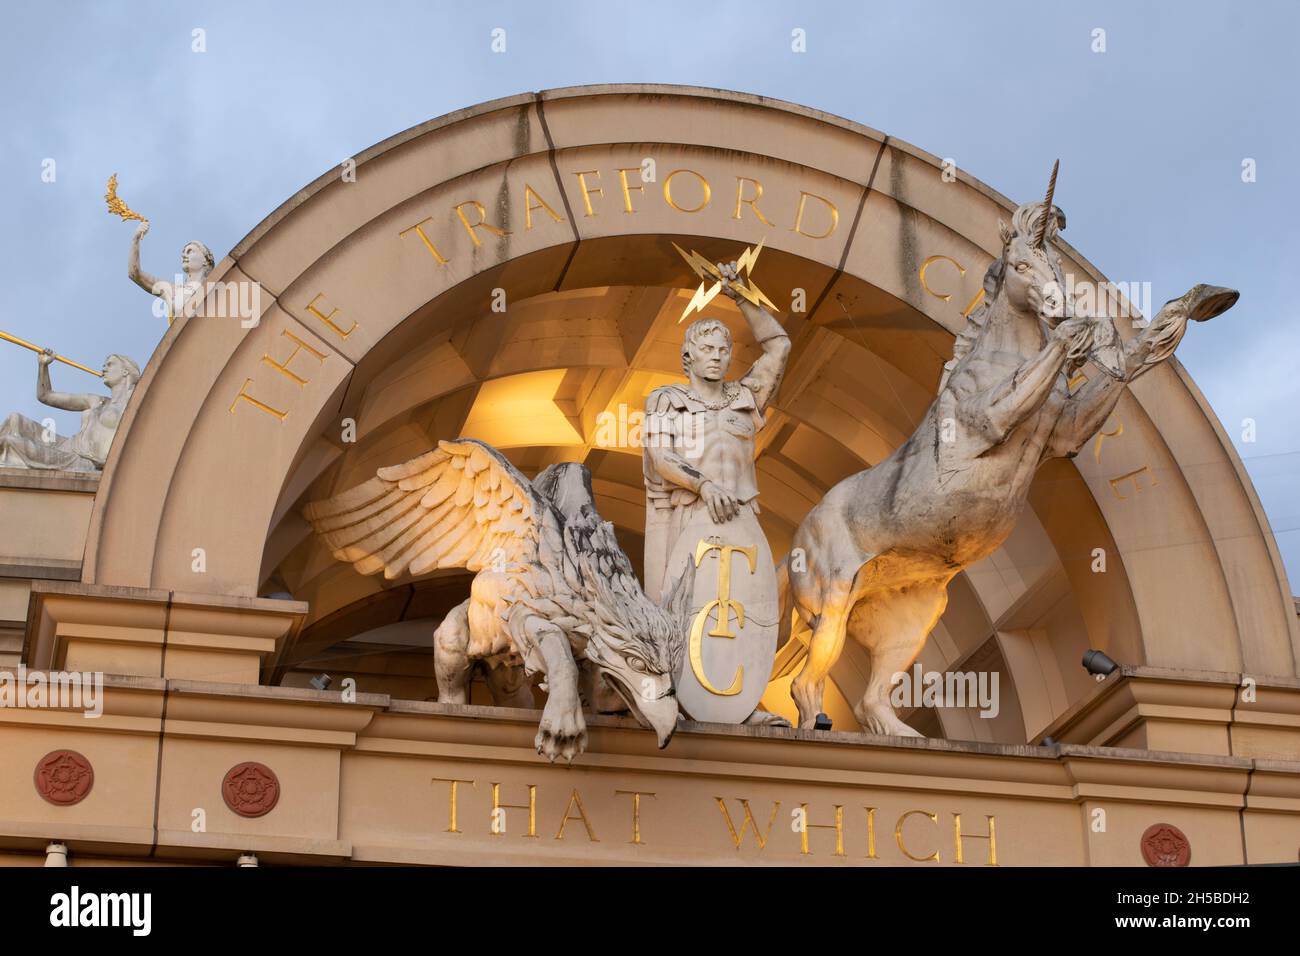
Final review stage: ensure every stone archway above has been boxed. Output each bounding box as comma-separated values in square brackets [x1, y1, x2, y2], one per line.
[82, 85, 1299, 741]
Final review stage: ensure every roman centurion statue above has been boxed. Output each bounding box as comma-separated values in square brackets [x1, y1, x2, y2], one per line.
[642, 261, 790, 600]
[642, 259, 791, 723]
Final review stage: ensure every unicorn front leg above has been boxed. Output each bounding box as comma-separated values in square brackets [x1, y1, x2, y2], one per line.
[954, 320, 1084, 452]
[1048, 285, 1238, 458]
[1119, 284, 1239, 381]
[1047, 371, 1125, 460]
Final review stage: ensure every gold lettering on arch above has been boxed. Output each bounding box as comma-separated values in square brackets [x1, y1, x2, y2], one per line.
[920, 253, 985, 317]
[399, 217, 449, 265]
[919, 254, 965, 302]
[791, 190, 838, 239]
[1093, 422, 1124, 464]
[454, 200, 511, 246]
[953, 813, 998, 866]
[522, 183, 564, 229]
[1109, 465, 1158, 500]
[573, 170, 603, 217]
[733, 176, 775, 226]
[615, 168, 645, 213]
[615, 790, 655, 845]
[663, 168, 711, 213]
[432, 777, 476, 833]
[305, 292, 357, 340]
[229, 379, 287, 422]
[262, 330, 327, 387]
[960, 288, 986, 317]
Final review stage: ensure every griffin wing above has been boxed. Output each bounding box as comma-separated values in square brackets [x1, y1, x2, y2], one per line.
[302, 438, 554, 580]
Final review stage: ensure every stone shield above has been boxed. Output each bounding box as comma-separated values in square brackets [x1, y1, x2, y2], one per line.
[667, 508, 778, 723]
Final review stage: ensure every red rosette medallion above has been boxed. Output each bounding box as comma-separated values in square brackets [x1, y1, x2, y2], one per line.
[34, 750, 94, 806]
[1140, 823, 1191, 867]
[221, 761, 281, 818]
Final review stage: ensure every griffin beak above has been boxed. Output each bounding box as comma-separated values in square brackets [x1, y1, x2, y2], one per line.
[606, 671, 679, 748]
[639, 694, 679, 749]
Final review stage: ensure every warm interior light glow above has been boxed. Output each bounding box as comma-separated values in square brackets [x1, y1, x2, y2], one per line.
[460, 370, 584, 448]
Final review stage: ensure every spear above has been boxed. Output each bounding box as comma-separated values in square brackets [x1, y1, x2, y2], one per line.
[0, 329, 102, 377]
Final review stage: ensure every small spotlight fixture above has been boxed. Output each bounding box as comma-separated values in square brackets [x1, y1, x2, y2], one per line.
[813, 713, 833, 731]
[1081, 649, 1118, 678]
[310, 673, 333, 691]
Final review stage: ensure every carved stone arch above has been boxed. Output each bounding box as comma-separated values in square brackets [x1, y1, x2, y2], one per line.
[83, 85, 1298, 740]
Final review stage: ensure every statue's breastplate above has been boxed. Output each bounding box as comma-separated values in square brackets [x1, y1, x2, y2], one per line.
[679, 406, 760, 502]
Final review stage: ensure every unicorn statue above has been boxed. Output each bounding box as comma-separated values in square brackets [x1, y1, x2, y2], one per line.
[780, 162, 1239, 736]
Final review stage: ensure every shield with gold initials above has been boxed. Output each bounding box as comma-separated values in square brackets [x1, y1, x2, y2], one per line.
[666, 508, 778, 723]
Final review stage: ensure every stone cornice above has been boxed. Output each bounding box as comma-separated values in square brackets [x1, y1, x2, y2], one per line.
[2, 673, 1297, 864]
[0, 467, 99, 493]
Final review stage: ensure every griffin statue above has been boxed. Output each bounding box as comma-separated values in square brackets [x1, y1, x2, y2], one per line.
[304, 438, 690, 762]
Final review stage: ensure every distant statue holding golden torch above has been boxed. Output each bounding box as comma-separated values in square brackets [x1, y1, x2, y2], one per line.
[107, 174, 214, 324]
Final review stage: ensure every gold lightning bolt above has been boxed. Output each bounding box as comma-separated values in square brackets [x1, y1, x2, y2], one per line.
[681, 280, 722, 317]
[733, 276, 777, 312]
[733, 238, 765, 275]
[673, 239, 776, 323]
[672, 243, 723, 282]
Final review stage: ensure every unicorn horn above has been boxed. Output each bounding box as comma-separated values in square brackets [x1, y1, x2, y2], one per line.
[1031, 159, 1060, 248]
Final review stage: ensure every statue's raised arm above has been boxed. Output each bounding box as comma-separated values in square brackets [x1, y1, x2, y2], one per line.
[127, 220, 214, 323]
[126, 221, 162, 298]
[35, 348, 98, 413]
[723, 261, 791, 413]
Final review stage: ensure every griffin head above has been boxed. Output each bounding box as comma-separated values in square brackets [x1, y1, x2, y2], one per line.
[582, 598, 681, 749]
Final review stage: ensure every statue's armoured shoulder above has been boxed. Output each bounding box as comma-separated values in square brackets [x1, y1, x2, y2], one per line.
[645, 384, 690, 415]
[730, 383, 759, 411]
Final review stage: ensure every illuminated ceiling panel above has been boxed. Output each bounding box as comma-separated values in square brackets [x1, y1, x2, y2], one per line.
[459, 369, 584, 448]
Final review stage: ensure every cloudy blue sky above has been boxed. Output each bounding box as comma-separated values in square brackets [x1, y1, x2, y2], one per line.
[1, 0, 1296, 586]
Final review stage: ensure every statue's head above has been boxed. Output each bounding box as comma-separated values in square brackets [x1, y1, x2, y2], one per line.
[983, 162, 1073, 325]
[681, 318, 732, 382]
[987, 202, 1070, 324]
[181, 241, 214, 279]
[101, 354, 141, 390]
